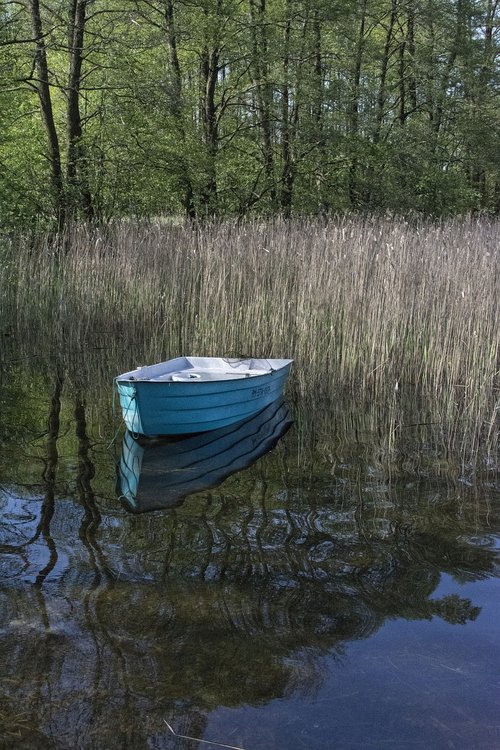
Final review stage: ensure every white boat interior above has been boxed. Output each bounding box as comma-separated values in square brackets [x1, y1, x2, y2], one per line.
[118, 357, 292, 383]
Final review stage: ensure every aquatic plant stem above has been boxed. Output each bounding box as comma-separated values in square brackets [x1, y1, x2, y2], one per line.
[163, 719, 246, 750]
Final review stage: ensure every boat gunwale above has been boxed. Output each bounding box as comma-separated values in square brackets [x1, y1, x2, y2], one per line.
[116, 357, 293, 385]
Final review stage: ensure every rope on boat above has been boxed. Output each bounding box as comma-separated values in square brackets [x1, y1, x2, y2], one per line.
[107, 378, 123, 449]
[222, 357, 276, 373]
[108, 378, 138, 448]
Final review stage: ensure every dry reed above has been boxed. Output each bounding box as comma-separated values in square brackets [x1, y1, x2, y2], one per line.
[1, 216, 498, 462]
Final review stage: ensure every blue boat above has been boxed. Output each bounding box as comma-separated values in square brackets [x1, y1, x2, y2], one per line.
[115, 356, 293, 437]
[117, 399, 293, 513]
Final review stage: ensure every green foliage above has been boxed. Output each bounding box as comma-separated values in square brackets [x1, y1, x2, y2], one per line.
[0, 0, 499, 225]
[0, 93, 53, 225]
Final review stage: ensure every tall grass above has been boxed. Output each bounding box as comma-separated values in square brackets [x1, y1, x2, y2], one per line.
[1, 216, 499, 461]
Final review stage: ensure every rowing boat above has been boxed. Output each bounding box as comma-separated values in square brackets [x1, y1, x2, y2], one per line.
[115, 356, 293, 436]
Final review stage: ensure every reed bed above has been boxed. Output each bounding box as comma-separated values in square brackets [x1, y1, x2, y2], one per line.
[1, 216, 499, 462]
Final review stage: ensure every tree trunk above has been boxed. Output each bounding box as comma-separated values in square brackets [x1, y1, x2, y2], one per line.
[348, 0, 368, 206]
[200, 42, 219, 214]
[165, 0, 196, 219]
[432, 0, 465, 140]
[249, 0, 277, 206]
[312, 8, 327, 212]
[406, 0, 417, 118]
[67, 0, 94, 220]
[29, 0, 65, 228]
[374, 0, 398, 142]
[398, 28, 406, 125]
[280, 2, 293, 216]
[470, 0, 498, 206]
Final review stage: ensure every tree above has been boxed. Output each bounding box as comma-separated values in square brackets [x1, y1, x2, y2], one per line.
[0, 0, 499, 224]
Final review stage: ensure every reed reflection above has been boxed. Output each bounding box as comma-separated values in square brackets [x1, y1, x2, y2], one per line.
[1, 477, 496, 749]
[117, 399, 293, 512]
[1, 358, 499, 749]
[10, 479, 487, 749]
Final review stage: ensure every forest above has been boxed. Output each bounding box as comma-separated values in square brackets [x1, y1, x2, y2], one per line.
[1, 0, 499, 226]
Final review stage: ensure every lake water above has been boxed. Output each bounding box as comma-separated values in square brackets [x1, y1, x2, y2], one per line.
[1, 350, 499, 749]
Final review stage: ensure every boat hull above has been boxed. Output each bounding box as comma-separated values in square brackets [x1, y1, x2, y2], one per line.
[116, 358, 292, 436]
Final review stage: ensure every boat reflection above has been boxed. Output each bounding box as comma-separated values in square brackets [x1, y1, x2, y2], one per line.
[117, 398, 293, 512]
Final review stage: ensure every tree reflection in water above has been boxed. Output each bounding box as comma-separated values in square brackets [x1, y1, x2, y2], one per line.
[0, 362, 498, 749]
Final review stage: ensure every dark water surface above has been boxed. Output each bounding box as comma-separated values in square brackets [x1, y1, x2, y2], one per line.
[1, 352, 499, 750]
